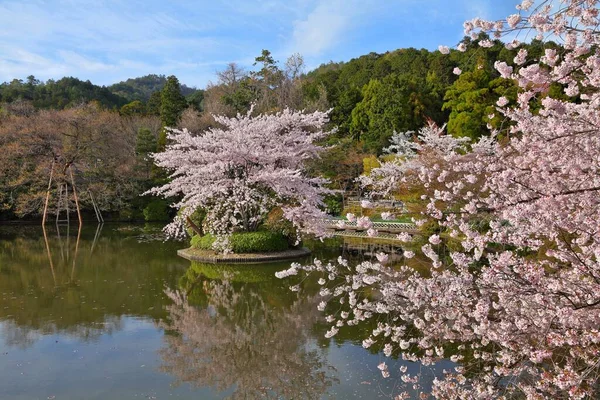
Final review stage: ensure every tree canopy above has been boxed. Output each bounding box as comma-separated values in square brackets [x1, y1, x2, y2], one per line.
[148, 108, 333, 251]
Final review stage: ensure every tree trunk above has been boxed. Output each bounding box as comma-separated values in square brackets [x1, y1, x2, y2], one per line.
[186, 216, 203, 236]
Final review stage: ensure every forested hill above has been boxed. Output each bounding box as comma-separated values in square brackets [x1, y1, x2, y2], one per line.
[299, 39, 556, 151]
[108, 74, 199, 102]
[0, 76, 130, 110]
[0, 74, 200, 110]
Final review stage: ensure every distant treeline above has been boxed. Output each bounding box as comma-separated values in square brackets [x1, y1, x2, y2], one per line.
[0, 74, 202, 111]
[0, 76, 130, 110]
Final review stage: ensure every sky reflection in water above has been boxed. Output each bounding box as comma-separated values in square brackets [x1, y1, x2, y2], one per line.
[0, 224, 445, 399]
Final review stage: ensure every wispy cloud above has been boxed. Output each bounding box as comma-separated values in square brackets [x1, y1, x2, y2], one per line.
[0, 0, 523, 87]
[287, 0, 355, 57]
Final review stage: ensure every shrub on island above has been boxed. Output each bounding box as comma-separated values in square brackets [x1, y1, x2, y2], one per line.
[191, 231, 290, 253]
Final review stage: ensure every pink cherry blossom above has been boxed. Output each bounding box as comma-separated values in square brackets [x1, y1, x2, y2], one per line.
[375, 252, 389, 264]
[279, 1, 600, 398]
[496, 96, 509, 107]
[380, 212, 395, 220]
[148, 108, 333, 251]
[360, 200, 374, 209]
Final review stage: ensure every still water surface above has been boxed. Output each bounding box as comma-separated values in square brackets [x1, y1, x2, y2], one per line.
[0, 224, 438, 399]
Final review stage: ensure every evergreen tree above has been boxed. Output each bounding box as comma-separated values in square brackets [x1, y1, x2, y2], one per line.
[186, 90, 205, 111]
[135, 127, 157, 179]
[120, 100, 146, 116]
[157, 76, 187, 151]
[250, 50, 284, 112]
[146, 91, 162, 116]
[443, 58, 516, 140]
[160, 76, 187, 127]
[350, 74, 435, 153]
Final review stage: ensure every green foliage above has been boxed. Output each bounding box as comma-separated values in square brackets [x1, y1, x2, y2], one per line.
[351, 74, 438, 153]
[252, 50, 284, 87]
[443, 58, 517, 140]
[146, 91, 162, 116]
[136, 127, 157, 156]
[160, 75, 188, 128]
[108, 74, 199, 102]
[156, 128, 168, 153]
[143, 199, 171, 222]
[191, 231, 290, 253]
[135, 127, 157, 179]
[249, 49, 285, 112]
[221, 79, 256, 113]
[304, 48, 451, 143]
[331, 87, 362, 134]
[186, 90, 205, 111]
[323, 194, 343, 216]
[120, 100, 146, 116]
[0, 76, 128, 109]
[226, 231, 289, 253]
[362, 155, 381, 175]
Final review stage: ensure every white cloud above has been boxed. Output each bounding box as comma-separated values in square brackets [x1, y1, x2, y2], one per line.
[287, 0, 354, 57]
[462, 0, 492, 20]
[0, 46, 68, 82]
[58, 51, 116, 72]
[0, 0, 241, 85]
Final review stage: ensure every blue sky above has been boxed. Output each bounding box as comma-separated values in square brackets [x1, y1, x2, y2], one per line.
[0, 0, 520, 88]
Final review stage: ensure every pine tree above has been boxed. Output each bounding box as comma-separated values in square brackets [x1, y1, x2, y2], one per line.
[135, 127, 157, 179]
[157, 76, 187, 151]
[160, 76, 187, 127]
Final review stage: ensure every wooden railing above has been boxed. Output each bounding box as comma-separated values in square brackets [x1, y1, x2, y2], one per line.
[322, 218, 417, 234]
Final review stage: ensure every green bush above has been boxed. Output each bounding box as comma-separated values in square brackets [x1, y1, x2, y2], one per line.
[190, 234, 213, 249]
[143, 199, 170, 222]
[191, 231, 290, 253]
[323, 194, 343, 215]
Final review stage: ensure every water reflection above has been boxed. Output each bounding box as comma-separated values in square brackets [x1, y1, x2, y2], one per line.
[0, 226, 433, 399]
[42, 222, 88, 284]
[0, 224, 187, 348]
[160, 262, 339, 399]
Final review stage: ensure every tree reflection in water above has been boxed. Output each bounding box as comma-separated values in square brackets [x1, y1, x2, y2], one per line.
[160, 263, 339, 399]
[0, 224, 126, 347]
[0, 224, 184, 348]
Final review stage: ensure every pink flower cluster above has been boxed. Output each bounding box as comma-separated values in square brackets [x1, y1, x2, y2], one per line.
[148, 108, 333, 250]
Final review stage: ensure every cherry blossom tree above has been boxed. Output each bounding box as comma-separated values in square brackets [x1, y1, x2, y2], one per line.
[280, 1, 600, 398]
[148, 108, 333, 250]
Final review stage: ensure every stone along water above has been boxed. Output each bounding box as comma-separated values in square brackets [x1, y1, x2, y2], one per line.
[0, 224, 442, 399]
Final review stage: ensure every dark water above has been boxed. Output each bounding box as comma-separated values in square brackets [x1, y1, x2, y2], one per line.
[0, 224, 442, 399]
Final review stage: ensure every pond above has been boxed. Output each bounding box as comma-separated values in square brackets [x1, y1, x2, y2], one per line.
[0, 224, 444, 399]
